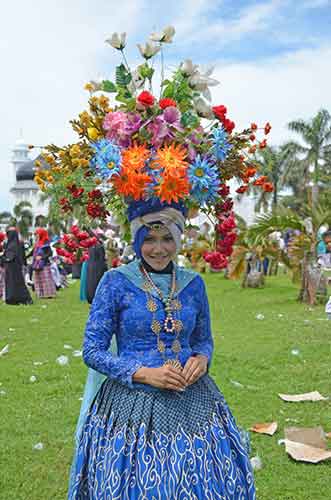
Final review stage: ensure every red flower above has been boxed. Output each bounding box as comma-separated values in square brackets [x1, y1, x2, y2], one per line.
[264, 122, 272, 135]
[253, 176, 268, 186]
[59, 197, 72, 212]
[137, 91, 155, 107]
[159, 98, 177, 109]
[216, 199, 234, 214]
[263, 182, 274, 192]
[86, 202, 108, 219]
[223, 118, 235, 133]
[249, 134, 256, 141]
[236, 185, 249, 194]
[218, 184, 230, 197]
[259, 139, 267, 149]
[218, 215, 236, 233]
[203, 251, 228, 270]
[72, 187, 84, 198]
[88, 189, 103, 200]
[70, 225, 80, 237]
[248, 145, 257, 154]
[245, 167, 257, 177]
[251, 123, 258, 131]
[212, 105, 227, 120]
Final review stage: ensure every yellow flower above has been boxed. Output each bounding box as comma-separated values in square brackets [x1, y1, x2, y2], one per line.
[87, 127, 100, 141]
[79, 111, 91, 126]
[71, 158, 80, 167]
[84, 82, 94, 92]
[80, 159, 90, 168]
[69, 145, 81, 158]
[98, 95, 109, 108]
[59, 150, 66, 159]
[34, 160, 41, 168]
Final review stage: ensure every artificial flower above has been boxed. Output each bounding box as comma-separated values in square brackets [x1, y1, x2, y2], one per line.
[212, 105, 227, 121]
[211, 127, 232, 161]
[105, 32, 126, 50]
[122, 144, 150, 170]
[188, 155, 220, 205]
[204, 251, 228, 270]
[259, 139, 267, 149]
[180, 59, 197, 76]
[253, 176, 268, 186]
[90, 139, 122, 180]
[153, 144, 188, 173]
[150, 26, 175, 43]
[137, 90, 155, 107]
[264, 122, 272, 135]
[263, 182, 274, 192]
[137, 41, 160, 59]
[159, 98, 177, 109]
[193, 97, 213, 119]
[236, 185, 249, 194]
[155, 171, 190, 203]
[251, 123, 258, 131]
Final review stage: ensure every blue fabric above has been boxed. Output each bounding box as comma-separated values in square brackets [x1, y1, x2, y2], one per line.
[81, 262, 213, 390]
[69, 261, 255, 498]
[133, 225, 149, 259]
[127, 198, 187, 222]
[79, 261, 88, 301]
[69, 376, 255, 499]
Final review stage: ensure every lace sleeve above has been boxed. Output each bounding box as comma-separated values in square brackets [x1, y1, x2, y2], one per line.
[83, 271, 143, 388]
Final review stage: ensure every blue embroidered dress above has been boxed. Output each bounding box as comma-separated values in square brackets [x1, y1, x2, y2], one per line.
[69, 261, 255, 499]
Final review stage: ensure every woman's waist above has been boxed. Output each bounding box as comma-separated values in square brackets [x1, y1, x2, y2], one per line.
[118, 347, 193, 366]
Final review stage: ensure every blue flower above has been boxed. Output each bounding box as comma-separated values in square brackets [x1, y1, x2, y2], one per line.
[211, 126, 232, 162]
[90, 139, 122, 180]
[188, 155, 220, 205]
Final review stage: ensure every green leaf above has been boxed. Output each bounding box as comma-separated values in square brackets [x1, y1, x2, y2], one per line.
[115, 64, 132, 87]
[138, 63, 154, 81]
[101, 80, 117, 93]
[181, 111, 199, 128]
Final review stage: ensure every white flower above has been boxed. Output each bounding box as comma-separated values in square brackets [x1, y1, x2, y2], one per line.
[150, 26, 175, 43]
[128, 68, 145, 93]
[193, 97, 213, 119]
[105, 32, 126, 50]
[137, 41, 160, 60]
[180, 59, 197, 76]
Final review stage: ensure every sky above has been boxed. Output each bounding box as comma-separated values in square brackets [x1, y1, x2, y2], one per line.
[1, 0, 331, 211]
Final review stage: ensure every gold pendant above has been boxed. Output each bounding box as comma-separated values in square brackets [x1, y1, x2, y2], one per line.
[171, 339, 181, 354]
[174, 319, 183, 333]
[172, 299, 182, 311]
[147, 299, 157, 312]
[164, 359, 183, 371]
[157, 340, 166, 353]
[143, 282, 152, 292]
[151, 319, 161, 334]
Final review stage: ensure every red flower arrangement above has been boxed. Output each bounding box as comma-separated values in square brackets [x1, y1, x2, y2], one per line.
[56, 225, 98, 264]
[159, 98, 177, 109]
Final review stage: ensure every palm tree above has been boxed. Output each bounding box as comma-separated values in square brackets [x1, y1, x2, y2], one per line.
[287, 109, 331, 206]
[248, 202, 331, 304]
[11, 201, 33, 238]
[248, 145, 294, 212]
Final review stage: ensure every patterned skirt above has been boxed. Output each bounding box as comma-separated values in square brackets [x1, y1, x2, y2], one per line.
[69, 375, 255, 500]
[33, 266, 56, 298]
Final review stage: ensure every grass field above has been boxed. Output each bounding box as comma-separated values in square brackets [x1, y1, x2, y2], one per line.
[0, 274, 330, 500]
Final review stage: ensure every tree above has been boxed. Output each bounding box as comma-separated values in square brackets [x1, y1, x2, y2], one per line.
[287, 109, 331, 206]
[248, 203, 331, 304]
[11, 201, 33, 238]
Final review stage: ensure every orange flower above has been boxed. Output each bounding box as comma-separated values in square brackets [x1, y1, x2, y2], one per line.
[245, 167, 257, 177]
[236, 185, 249, 194]
[122, 144, 150, 171]
[112, 166, 152, 200]
[253, 176, 268, 186]
[152, 144, 188, 174]
[155, 171, 190, 203]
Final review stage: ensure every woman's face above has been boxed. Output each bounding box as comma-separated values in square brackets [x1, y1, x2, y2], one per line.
[141, 226, 176, 271]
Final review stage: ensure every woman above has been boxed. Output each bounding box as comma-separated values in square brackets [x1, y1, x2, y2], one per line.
[32, 228, 56, 298]
[69, 201, 255, 499]
[86, 236, 108, 305]
[3, 228, 32, 305]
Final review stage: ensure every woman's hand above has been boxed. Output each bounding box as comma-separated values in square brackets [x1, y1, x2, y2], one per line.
[133, 365, 187, 392]
[182, 355, 208, 386]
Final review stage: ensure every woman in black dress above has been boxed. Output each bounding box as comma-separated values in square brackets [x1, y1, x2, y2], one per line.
[3, 228, 32, 305]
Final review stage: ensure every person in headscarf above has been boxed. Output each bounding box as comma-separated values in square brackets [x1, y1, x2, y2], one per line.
[32, 228, 56, 298]
[86, 231, 108, 305]
[2, 227, 32, 305]
[68, 200, 255, 500]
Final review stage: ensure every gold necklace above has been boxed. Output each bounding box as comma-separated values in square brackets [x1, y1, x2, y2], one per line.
[140, 265, 183, 370]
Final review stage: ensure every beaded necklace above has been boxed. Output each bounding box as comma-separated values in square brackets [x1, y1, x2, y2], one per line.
[140, 264, 183, 371]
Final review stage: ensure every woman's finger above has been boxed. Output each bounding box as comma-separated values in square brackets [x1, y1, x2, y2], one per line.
[187, 366, 202, 385]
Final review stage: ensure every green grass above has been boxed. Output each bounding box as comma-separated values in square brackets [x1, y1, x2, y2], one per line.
[0, 275, 330, 500]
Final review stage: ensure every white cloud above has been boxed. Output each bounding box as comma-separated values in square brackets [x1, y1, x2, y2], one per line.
[211, 44, 331, 145]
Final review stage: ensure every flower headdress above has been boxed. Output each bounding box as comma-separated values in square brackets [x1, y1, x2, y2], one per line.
[34, 26, 272, 268]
